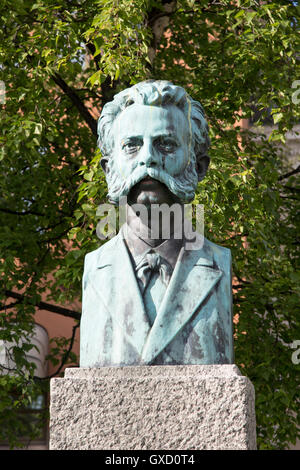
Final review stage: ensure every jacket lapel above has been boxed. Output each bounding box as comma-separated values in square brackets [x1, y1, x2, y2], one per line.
[141, 238, 223, 364]
[89, 232, 223, 365]
[90, 233, 151, 357]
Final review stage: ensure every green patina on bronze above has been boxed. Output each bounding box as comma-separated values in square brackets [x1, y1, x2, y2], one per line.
[80, 80, 234, 367]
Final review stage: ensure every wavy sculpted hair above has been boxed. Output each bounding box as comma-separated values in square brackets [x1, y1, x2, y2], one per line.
[97, 80, 210, 203]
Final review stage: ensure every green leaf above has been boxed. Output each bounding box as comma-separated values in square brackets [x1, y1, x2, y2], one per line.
[272, 112, 283, 124]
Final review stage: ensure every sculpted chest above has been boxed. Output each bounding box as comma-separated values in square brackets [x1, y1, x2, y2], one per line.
[80, 233, 234, 367]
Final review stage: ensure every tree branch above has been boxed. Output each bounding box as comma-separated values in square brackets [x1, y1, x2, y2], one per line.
[39, 322, 80, 380]
[0, 321, 79, 380]
[0, 207, 45, 216]
[85, 43, 117, 106]
[280, 195, 299, 201]
[0, 299, 22, 311]
[147, 1, 177, 66]
[278, 165, 300, 181]
[282, 185, 300, 192]
[3, 290, 81, 321]
[51, 72, 97, 137]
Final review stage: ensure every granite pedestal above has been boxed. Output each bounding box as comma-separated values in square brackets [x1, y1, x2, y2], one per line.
[49, 365, 256, 450]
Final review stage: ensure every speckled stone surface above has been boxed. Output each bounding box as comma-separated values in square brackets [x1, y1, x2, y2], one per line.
[49, 365, 256, 450]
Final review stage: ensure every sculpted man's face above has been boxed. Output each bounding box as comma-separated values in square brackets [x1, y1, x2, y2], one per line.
[111, 104, 191, 205]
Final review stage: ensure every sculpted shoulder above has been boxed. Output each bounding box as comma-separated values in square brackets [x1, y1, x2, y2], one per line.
[83, 235, 120, 275]
[84, 234, 231, 271]
[202, 236, 232, 274]
[203, 236, 231, 257]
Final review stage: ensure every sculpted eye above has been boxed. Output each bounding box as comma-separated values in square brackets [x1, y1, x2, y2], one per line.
[122, 138, 142, 154]
[156, 137, 178, 153]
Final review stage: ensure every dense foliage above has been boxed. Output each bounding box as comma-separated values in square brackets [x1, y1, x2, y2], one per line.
[0, 0, 299, 449]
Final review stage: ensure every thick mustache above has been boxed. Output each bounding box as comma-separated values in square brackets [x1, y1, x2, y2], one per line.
[122, 166, 173, 195]
[107, 161, 197, 204]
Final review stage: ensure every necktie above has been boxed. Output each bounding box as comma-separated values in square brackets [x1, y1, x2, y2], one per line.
[135, 251, 172, 295]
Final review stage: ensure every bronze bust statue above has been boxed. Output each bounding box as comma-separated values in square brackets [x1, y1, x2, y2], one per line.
[80, 80, 234, 367]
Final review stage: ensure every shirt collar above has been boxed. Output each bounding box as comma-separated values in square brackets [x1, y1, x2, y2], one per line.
[120, 223, 183, 270]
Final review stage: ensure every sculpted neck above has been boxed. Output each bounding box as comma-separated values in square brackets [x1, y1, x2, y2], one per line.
[126, 203, 184, 247]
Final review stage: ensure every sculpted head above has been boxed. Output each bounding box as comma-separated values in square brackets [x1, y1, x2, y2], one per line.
[97, 80, 210, 205]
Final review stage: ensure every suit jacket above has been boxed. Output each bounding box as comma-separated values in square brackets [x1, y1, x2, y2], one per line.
[80, 230, 234, 367]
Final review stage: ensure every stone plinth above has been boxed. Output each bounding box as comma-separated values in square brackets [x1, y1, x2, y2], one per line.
[49, 365, 256, 450]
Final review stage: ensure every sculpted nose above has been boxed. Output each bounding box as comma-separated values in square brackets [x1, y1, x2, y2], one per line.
[139, 142, 159, 168]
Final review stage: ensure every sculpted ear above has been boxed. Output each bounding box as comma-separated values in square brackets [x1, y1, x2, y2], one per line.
[100, 158, 109, 174]
[197, 156, 210, 182]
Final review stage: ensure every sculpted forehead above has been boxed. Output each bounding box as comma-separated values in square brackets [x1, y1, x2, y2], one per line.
[112, 104, 190, 144]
